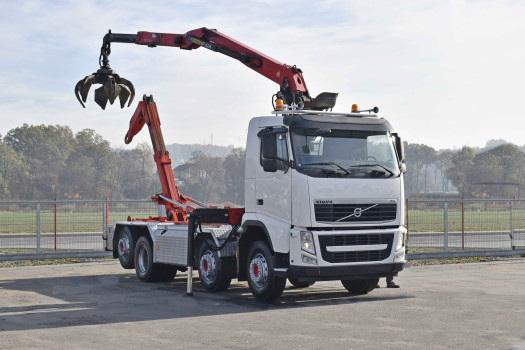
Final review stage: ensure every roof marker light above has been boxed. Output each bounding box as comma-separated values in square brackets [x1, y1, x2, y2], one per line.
[275, 99, 283, 111]
[351, 104, 359, 113]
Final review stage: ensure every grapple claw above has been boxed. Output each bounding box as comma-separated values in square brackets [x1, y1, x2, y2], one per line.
[75, 33, 136, 109]
[75, 69, 135, 109]
[80, 75, 96, 103]
[74, 79, 86, 108]
[94, 85, 109, 110]
[104, 77, 120, 105]
[118, 77, 135, 107]
[118, 84, 131, 109]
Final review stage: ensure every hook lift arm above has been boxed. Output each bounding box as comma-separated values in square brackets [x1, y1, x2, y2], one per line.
[125, 94, 245, 225]
[125, 94, 205, 222]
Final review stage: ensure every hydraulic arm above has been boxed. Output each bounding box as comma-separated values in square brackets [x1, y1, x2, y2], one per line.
[75, 27, 338, 111]
[125, 94, 199, 222]
[124, 94, 244, 224]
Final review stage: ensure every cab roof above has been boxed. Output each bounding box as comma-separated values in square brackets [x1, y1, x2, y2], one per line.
[272, 110, 393, 132]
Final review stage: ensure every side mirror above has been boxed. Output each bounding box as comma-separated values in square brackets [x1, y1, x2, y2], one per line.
[262, 159, 278, 172]
[261, 132, 278, 159]
[393, 133, 405, 162]
[400, 163, 407, 173]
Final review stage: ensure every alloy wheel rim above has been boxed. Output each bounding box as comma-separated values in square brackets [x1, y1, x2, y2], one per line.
[249, 253, 268, 291]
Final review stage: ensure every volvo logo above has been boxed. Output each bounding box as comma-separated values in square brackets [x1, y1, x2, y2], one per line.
[335, 203, 379, 222]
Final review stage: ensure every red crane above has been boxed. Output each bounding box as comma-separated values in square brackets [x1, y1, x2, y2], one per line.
[75, 27, 337, 224]
[75, 27, 337, 111]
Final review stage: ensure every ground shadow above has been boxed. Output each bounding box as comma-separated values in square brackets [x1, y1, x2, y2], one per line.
[0, 271, 413, 331]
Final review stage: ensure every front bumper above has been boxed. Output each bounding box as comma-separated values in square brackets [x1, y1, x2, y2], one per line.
[275, 262, 405, 282]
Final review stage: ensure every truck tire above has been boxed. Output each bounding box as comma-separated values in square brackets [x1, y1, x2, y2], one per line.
[134, 236, 171, 282]
[117, 227, 134, 269]
[341, 278, 379, 295]
[288, 277, 315, 288]
[197, 240, 233, 292]
[246, 241, 286, 301]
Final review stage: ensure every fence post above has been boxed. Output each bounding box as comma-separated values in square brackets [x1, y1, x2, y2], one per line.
[461, 197, 465, 250]
[36, 203, 41, 254]
[103, 199, 108, 250]
[105, 197, 109, 251]
[510, 200, 515, 250]
[405, 198, 409, 249]
[444, 201, 448, 252]
[54, 198, 57, 251]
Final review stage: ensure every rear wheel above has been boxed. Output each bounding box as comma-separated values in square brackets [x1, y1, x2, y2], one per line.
[117, 227, 134, 269]
[341, 278, 379, 295]
[134, 236, 175, 282]
[288, 277, 315, 288]
[246, 241, 286, 301]
[198, 240, 233, 292]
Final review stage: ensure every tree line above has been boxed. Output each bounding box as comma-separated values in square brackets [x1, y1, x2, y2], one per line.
[1, 124, 523, 202]
[0, 124, 245, 204]
[404, 142, 525, 198]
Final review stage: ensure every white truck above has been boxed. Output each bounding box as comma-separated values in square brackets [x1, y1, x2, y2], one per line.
[76, 27, 406, 300]
[105, 102, 406, 300]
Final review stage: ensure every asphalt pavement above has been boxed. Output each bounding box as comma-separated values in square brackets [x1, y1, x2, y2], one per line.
[0, 259, 524, 349]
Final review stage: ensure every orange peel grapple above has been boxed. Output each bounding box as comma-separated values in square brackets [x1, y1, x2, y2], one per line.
[74, 30, 135, 110]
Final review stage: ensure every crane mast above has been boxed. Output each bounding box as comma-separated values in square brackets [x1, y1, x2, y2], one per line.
[125, 95, 193, 222]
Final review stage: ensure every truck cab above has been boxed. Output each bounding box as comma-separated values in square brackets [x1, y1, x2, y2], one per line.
[107, 107, 406, 301]
[239, 110, 406, 298]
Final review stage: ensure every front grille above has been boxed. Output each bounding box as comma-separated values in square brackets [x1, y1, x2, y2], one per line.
[318, 233, 394, 263]
[314, 203, 396, 223]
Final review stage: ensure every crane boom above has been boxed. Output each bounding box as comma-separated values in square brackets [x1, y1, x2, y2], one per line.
[133, 28, 309, 104]
[75, 27, 338, 110]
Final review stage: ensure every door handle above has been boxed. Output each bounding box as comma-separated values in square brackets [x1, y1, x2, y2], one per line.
[257, 199, 263, 205]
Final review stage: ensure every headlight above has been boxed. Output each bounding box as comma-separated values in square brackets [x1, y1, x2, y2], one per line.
[300, 231, 316, 255]
[396, 231, 405, 250]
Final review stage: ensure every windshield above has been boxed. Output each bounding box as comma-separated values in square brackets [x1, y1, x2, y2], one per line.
[290, 127, 400, 178]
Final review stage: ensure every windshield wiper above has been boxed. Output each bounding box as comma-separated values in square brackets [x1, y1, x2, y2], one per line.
[301, 162, 351, 176]
[349, 163, 395, 177]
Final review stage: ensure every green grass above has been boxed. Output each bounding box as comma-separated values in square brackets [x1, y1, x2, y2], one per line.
[0, 210, 157, 234]
[407, 209, 525, 232]
[0, 208, 523, 234]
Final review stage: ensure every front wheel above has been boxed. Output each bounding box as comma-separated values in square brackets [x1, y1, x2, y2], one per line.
[198, 240, 233, 292]
[341, 278, 379, 295]
[246, 241, 286, 301]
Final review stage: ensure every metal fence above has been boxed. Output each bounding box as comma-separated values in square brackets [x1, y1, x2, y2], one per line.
[406, 199, 525, 258]
[0, 199, 524, 261]
[0, 199, 159, 260]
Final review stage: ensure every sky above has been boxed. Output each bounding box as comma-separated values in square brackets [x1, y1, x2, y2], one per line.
[0, 0, 524, 151]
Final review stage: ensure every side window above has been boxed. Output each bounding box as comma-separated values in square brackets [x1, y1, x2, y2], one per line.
[260, 132, 289, 171]
[276, 133, 288, 161]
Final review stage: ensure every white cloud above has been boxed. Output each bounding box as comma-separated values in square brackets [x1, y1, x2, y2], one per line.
[0, 0, 524, 150]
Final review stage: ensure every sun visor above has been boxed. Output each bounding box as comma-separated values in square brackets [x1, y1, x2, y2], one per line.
[283, 114, 393, 132]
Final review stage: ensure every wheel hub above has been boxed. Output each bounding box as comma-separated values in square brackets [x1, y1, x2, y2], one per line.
[118, 236, 130, 260]
[249, 253, 268, 290]
[200, 251, 216, 284]
[137, 246, 148, 274]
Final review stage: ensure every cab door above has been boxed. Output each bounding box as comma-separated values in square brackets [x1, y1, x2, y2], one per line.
[255, 128, 292, 224]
